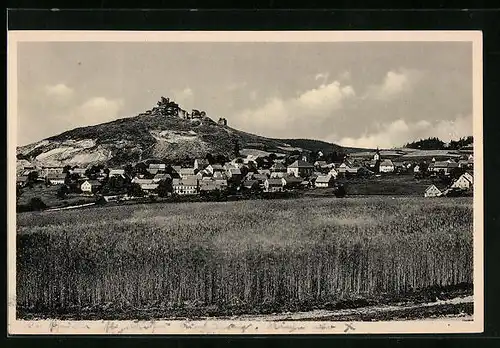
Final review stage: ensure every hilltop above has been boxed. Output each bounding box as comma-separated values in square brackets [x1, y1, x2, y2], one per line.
[16, 96, 346, 168]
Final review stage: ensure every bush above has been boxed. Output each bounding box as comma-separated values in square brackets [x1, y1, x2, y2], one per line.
[29, 197, 46, 211]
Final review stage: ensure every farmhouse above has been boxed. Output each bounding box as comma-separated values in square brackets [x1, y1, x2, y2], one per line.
[46, 173, 67, 185]
[70, 167, 87, 176]
[424, 184, 442, 198]
[270, 162, 287, 173]
[379, 159, 395, 173]
[282, 176, 303, 189]
[148, 163, 166, 174]
[315, 175, 335, 188]
[227, 168, 243, 181]
[206, 164, 224, 175]
[287, 160, 314, 177]
[172, 178, 199, 195]
[431, 161, 459, 175]
[132, 178, 159, 192]
[264, 178, 284, 192]
[81, 180, 102, 194]
[179, 168, 195, 179]
[451, 173, 473, 190]
[242, 180, 260, 191]
[109, 169, 126, 178]
[199, 180, 219, 193]
[41, 166, 64, 178]
[270, 171, 286, 179]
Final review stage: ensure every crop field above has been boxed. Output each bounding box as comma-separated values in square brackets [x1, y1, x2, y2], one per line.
[16, 196, 473, 320]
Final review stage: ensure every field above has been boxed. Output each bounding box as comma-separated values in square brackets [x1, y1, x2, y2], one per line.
[16, 196, 473, 320]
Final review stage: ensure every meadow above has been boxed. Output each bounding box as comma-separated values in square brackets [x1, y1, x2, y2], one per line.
[16, 196, 473, 319]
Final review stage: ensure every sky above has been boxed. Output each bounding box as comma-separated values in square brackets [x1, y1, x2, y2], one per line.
[16, 41, 473, 148]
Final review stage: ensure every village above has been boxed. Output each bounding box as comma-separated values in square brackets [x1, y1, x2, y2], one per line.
[16, 143, 474, 211]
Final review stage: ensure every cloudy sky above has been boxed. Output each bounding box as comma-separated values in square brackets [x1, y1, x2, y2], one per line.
[17, 41, 472, 148]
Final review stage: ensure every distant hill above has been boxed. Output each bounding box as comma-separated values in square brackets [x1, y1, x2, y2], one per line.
[16, 97, 349, 168]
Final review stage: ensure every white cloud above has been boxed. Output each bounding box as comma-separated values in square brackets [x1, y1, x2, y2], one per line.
[314, 72, 329, 83]
[338, 114, 472, 149]
[234, 81, 355, 138]
[76, 97, 124, 125]
[44, 83, 74, 101]
[365, 69, 422, 101]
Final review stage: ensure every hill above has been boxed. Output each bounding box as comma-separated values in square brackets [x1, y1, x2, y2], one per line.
[16, 97, 347, 168]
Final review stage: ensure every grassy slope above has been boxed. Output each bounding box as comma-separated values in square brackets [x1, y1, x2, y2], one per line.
[17, 196, 473, 319]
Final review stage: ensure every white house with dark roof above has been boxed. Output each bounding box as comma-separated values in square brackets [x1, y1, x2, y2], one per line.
[314, 175, 335, 188]
[206, 164, 224, 175]
[81, 180, 102, 194]
[451, 173, 473, 190]
[424, 184, 443, 198]
[287, 160, 314, 177]
[172, 178, 199, 195]
[264, 178, 284, 192]
[379, 159, 395, 173]
[46, 173, 67, 185]
[179, 168, 195, 179]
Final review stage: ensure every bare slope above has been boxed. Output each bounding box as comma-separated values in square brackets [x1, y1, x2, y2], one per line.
[17, 108, 345, 167]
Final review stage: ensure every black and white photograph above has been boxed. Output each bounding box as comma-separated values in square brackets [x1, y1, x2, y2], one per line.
[7, 31, 483, 334]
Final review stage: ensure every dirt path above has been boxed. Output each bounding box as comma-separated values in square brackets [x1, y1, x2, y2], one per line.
[224, 295, 474, 321]
[44, 202, 95, 212]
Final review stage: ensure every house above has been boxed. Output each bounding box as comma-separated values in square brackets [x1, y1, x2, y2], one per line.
[109, 169, 126, 177]
[16, 175, 28, 187]
[153, 173, 172, 183]
[282, 176, 303, 189]
[172, 178, 199, 195]
[287, 160, 314, 177]
[171, 165, 182, 177]
[242, 180, 260, 191]
[227, 167, 243, 180]
[432, 161, 459, 175]
[148, 163, 166, 174]
[250, 173, 268, 183]
[328, 168, 339, 179]
[70, 167, 87, 176]
[46, 173, 67, 185]
[199, 180, 219, 193]
[223, 163, 238, 171]
[214, 179, 228, 190]
[258, 169, 271, 176]
[315, 175, 335, 188]
[206, 164, 224, 175]
[132, 178, 159, 192]
[270, 171, 287, 179]
[451, 173, 473, 190]
[463, 172, 473, 184]
[81, 180, 102, 194]
[379, 159, 395, 173]
[424, 184, 443, 198]
[41, 166, 64, 178]
[179, 168, 195, 179]
[264, 178, 284, 192]
[194, 158, 209, 171]
[314, 160, 329, 170]
[213, 171, 228, 180]
[393, 161, 406, 172]
[270, 162, 287, 173]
